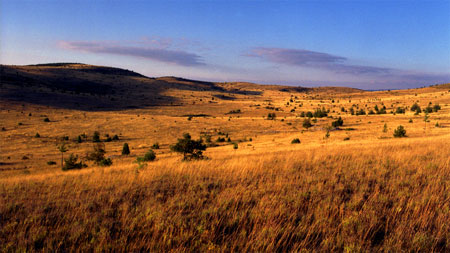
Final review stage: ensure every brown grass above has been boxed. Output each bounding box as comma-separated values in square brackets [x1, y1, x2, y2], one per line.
[1, 65, 450, 251]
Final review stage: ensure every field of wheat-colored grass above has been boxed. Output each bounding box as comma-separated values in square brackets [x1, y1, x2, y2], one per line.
[1, 66, 449, 251]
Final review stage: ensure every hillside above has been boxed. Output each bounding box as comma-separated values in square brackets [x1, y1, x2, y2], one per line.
[1, 63, 363, 111]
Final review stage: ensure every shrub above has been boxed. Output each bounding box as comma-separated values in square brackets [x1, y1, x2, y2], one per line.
[395, 107, 405, 114]
[332, 117, 344, 128]
[233, 143, 238, 149]
[98, 158, 112, 166]
[291, 138, 301, 144]
[112, 135, 119, 141]
[356, 109, 366, 115]
[267, 113, 276, 120]
[411, 103, 421, 112]
[77, 135, 83, 143]
[87, 143, 111, 166]
[313, 108, 328, 118]
[122, 143, 130, 155]
[303, 118, 313, 129]
[393, 125, 407, 138]
[35, 133, 40, 138]
[170, 133, 207, 160]
[433, 104, 441, 112]
[92, 131, 101, 142]
[424, 106, 433, 113]
[151, 142, 160, 149]
[43, 118, 50, 122]
[306, 111, 313, 118]
[47, 161, 56, 165]
[137, 149, 156, 162]
[62, 154, 86, 171]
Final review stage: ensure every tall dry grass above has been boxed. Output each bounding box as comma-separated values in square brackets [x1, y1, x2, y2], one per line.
[1, 136, 449, 251]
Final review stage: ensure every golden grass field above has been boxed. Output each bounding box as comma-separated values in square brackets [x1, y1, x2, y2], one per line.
[1, 64, 449, 251]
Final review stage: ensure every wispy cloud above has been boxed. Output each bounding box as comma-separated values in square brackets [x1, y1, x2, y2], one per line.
[245, 47, 450, 88]
[59, 40, 205, 67]
[246, 47, 391, 75]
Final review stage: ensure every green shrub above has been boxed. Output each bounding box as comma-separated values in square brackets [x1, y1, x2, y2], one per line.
[112, 135, 119, 141]
[47, 161, 56, 165]
[331, 117, 344, 128]
[411, 103, 421, 112]
[291, 138, 301, 144]
[43, 118, 50, 122]
[233, 143, 238, 149]
[303, 118, 312, 129]
[393, 125, 407, 138]
[62, 154, 86, 171]
[35, 133, 40, 138]
[395, 107, 405, 114]
[170, 133, 207, 160]
[122, 143, 130, 155]
[151, 142, 160, 149]
[137, 149, 156, 162]
[267, 113, 276, 120]
[92, 131, 101, 142]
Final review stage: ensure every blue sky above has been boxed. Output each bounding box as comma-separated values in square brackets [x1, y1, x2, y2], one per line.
[1, 0, 449, 89]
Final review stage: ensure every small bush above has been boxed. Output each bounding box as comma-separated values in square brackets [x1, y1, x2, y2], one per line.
[151, 142, 160, 149]
[393, 125, 407, 138]
[411, 103, 421, 112]
[43, 118, 50, 122]
[35, 133, 40, 138]
[332, 117, 344, 128]
[92, 131, 101, 142]
[47, 161, 56, 165]
[291, 138, 301, 144]
[62, 154, 86, 171]
[303, 118, 313, 129]
[112, 135, 119, 141]
[233, 143, 238, 149]
[267, 113, 276, 120]
[170, 133, 207, 160]
[98, 158, 112, 167]
[395, 107, 405, 114]
[137, 149, 156, 162]
[122, 143, 130, 155]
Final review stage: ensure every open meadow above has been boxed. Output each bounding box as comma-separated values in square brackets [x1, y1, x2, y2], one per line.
[1, 64, 450, 251]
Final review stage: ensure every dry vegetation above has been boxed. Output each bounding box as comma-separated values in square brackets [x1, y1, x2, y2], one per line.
[1, 64, 449, 251]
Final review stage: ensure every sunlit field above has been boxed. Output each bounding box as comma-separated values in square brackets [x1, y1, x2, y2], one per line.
[1, 65, 449, 251]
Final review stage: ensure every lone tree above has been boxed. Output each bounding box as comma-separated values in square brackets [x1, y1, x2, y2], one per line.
[393, 125, 407, 138]
[122, 143, 130, 155]
[57, 143, 68, 170]
[170, 133, 207, 160]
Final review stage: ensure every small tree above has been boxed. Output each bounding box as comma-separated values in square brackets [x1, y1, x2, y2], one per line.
[93, 131, 101, 142]
[57, 143, 68, 170]
[291, 138, 301, 144]
[331, 117, 344, 128]
[383, 123, 388, 133]
[393, 125, 407, 138]
[170, 133, 207, 160]
[302, 118, 312, 129]
[122, 143, 130, 155]
[62, 154, 85, 171]
[87, 142, 112, 166]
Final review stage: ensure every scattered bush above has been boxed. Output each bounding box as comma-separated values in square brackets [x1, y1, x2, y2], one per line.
[47, 161, 56, 165]
[62, 154, 86, 171]
[87, 143, 111, 166]
[137, 149, 156, 162]
[35, 133, 40, 138]
[303, 118, 313, 129]
[331, 117, 344, 128]
[393, 125, 407, 138]
[170, 133, 207, 160]
[43, 118, 50, 122]
[112, 135, 119, 141]
[411, 103, 421, 112]
[267, 113, 276, 120]
[313, 108, 328, 118]
[433, 104, 441, 112]
[92, 131, 101, 142]
[395, 107, 405, 114]
[291, 138, 301, 144]
[122, 143, 130, 155]
[151, 143, 160, 149]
